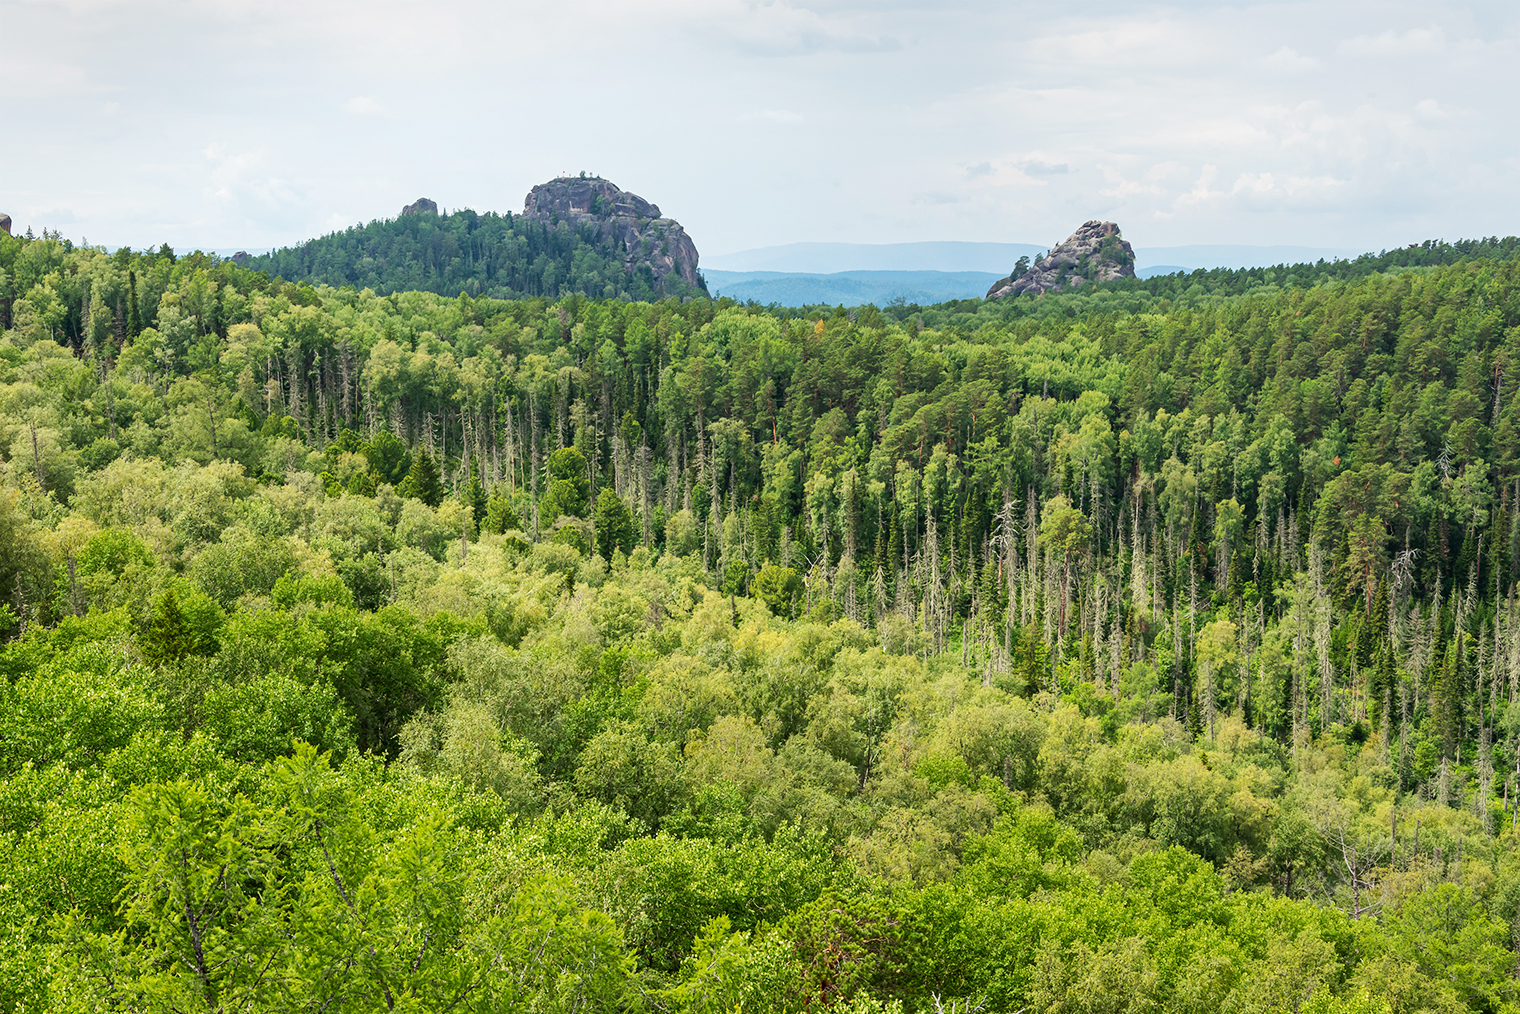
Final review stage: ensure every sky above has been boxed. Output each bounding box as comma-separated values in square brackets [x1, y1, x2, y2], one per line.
[3, 0, 1517, 260]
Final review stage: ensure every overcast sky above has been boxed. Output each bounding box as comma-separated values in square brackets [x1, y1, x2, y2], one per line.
[3, 0, 1516, 258]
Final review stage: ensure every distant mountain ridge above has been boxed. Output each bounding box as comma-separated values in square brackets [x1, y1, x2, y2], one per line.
[707, 239, 1369, 275]
[705, 269, 1003, 307]
[705, 241, 1047, 274]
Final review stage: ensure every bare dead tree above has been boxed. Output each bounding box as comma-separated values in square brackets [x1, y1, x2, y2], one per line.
[1312, 801, 1390, 920]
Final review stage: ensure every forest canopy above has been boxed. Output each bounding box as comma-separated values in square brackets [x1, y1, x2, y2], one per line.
[3, 225, 1520, 1013]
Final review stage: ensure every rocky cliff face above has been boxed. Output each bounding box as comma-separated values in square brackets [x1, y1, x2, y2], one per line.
[521, 176, 702, 291]
[401, 198, 439, 217]
[0, 213, 11, 236]
[985, 221, 1135, 299]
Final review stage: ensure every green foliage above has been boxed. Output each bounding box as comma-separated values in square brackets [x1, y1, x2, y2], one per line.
[141, 587, 220, 664]
[551, 521, 590, 555]
[543, 446, 590, 521]
[397, 448, 443, 506]
[753, 563, 802, 618]
[575, 719, 684, 829]
[463, 458, 488, 528]
[483, 490, 523, 534]
[594, 487, 637, 565]
[361, 429, 409, 486]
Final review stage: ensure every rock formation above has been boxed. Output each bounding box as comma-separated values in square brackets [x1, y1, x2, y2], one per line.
[985, 221, 1135, 299]
[0, 213, 11, 236]
[401, 198, 439, 217]
[521, 176, 702, 291]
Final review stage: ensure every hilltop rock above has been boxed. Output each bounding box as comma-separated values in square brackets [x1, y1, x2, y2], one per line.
[0, 213, 11, 236]
[521, 176, 702, 291]
[401, 198, 439, 217]
[985, 221, 1135, 299]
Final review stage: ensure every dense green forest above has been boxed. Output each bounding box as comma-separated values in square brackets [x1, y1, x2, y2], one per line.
[3, 225, 1520, 1012]
[239, 205, 709, 302]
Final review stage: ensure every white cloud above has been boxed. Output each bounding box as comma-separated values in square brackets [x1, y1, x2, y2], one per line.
[2, 0, 1517, 252]
[1098, 165, 1160, 199]
[1340, 26, 1445, 57]
[1414, 98, 1446, 119]
[31, 208, 78, 225]
[1019, 158, 1070, 177]
[680, 0, 902, 57]
[1262, 46, 1318, 73]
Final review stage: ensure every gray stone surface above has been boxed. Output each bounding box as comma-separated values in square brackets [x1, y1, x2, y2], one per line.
[522, 177, 701, 290]
[985, 221, 1135, 299]
[400, 198, 439, 217]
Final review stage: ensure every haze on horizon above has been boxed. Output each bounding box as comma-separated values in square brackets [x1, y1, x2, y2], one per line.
[3, 0, 1516, 259]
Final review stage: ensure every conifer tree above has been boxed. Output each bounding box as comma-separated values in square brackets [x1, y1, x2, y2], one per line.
[594, 487, 637, 567]
[399, 450, 443, 507]
[464, 457, 488, 525]
[127, 269, 141, 339]
[484, 492, 523, 534]
[142, 588, 193, 665]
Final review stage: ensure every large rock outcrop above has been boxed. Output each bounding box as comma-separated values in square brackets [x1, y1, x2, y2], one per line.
[0, 213, 11, 236]
[401, 198, 439, 217]
[985, 221, 1135, 299]
[521, 176, 702, 290]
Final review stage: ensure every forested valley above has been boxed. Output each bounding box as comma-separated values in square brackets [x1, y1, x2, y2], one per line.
[4, 226, 1520, 1013]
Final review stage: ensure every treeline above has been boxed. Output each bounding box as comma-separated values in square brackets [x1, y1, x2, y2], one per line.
[4, 226, 1520, 1010]
[796, 236, 1520, 327]
[239, 206, 708, 302]
[1116, 236, 1520, 300]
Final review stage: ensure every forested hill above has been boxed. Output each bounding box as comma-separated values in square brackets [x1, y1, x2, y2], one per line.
[240, 176, 709, 303]
[5, 226, 1520, 1012]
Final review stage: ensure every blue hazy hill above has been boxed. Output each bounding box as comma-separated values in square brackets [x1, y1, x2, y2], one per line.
[705, 240, 1366, 275]
[704, 241, 1046, 274]
[703, 269, 1004, 306]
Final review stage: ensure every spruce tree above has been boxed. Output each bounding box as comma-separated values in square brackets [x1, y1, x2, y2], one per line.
[484, 492, 523, 534]
[142, 588, 193, 665]
[398, 450, 443, 507]
[126, 270, 141, 339]
[464, 457, 488, 526]
[594, 487, 636, 567]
